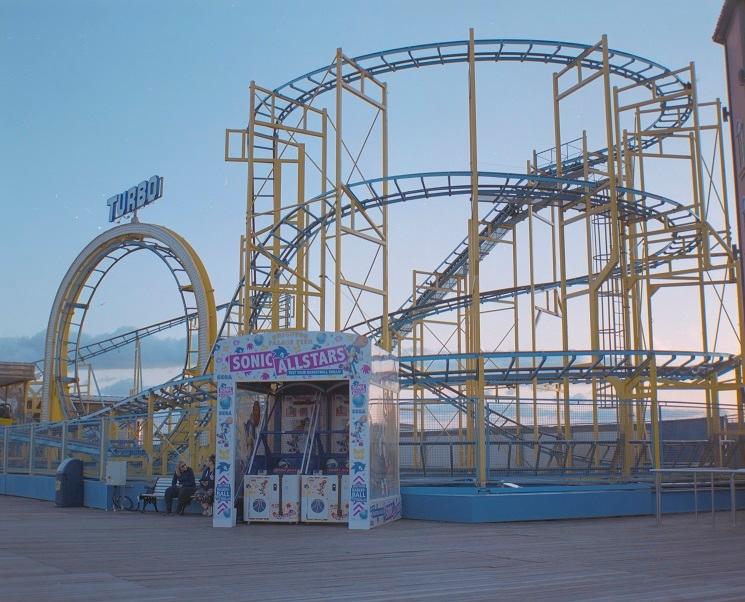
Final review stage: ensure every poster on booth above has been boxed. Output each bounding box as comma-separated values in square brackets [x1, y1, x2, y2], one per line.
[331, 393, 349, 454]
[213, 373, 237, 527]
[348, 378, 371, 529]
[281, 395, 316, 455]
[235, 389, 262, 486]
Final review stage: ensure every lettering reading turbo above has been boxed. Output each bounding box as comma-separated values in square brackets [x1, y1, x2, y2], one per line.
[228, 345, 349, 377]
[107, 175, 164, 222]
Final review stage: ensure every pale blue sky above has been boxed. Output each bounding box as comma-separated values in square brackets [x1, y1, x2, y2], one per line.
[0, 0, 730, 353]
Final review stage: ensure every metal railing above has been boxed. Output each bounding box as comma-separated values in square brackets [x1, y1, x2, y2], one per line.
[400, 398, 745, 480]
[2, 400, 742, 485]
[0, 411, 212, 480]
[653, 468, 745, 526]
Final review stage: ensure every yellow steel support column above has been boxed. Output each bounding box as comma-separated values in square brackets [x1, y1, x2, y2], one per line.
[334, 49, 343, 332]
[187, 407, 196, 467]
[271, 159, 282, 331]
[641, 215, 663, 470]
[320, 109, 328, 331]
[607, 376, 634, 478]
[709, 374, 723, 466]
[618, 121, 648, 468]
[631, 112, 661, 470]
[456, 274, 469, 469]
[688, 131, 717, 449]
[589, 36, 620, 463]
[160, 414, 170, 476]
[237, 234, 245, 335]
[511, 225, 523, 466]
[649, 358, 661, 469]
[528, 204, 539, 444]
[581, 134, 600, 465]
[296, 144, 306, 330]
[462, 271, 474, 471]
[412, 316, 422, 470]
[144, 393, 154, 477]
[552, 72, 573, 451]
[467, 29, 487, 486]
[381, 82, 390, 350]
[244, 81, 256, 334]
[689, 62, 710, 266]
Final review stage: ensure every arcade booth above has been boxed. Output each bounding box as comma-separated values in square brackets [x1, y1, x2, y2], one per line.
[212, 331, 400, 529]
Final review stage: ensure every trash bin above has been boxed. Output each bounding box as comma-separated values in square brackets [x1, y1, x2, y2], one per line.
[55, 458, 84, 507]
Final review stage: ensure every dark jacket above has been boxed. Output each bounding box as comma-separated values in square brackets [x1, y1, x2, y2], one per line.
[199, 466, 215, 490]
[172, 467, 196, 489]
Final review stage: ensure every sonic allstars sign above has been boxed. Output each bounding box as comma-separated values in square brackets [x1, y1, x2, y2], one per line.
[218, 331, 369, 383]
[228, 345, 349, 378]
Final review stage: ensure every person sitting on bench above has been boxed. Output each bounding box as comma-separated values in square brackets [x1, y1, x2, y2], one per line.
[195, 455, 216, 517]
[164, 460, 196, 515]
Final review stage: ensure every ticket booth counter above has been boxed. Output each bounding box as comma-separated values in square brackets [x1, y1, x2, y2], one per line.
[212, 331, 400, 530]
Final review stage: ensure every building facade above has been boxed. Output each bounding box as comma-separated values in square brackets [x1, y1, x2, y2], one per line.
[715, 1, 745, 295]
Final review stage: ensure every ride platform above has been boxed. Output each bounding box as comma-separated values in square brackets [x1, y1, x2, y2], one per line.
[402, 481, 745, 523]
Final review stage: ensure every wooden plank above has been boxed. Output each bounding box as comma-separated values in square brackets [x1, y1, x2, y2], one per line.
[0, 495, 743, 601]
[0, 362, 36, 387]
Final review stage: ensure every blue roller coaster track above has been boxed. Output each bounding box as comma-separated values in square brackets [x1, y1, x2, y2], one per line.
[36, 38, 736, 439]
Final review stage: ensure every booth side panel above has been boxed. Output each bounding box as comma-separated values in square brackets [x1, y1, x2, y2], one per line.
[213, 373, 237, 527]
[367, 351, 401, 528]
[348, 377, 371, 529]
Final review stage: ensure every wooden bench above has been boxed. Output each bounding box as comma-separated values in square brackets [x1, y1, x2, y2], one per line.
[138, 477, 197, 513]
[138, 477, 171, 512]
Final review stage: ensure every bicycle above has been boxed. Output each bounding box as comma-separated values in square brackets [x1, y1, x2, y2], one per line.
[111, 486, 136, 512]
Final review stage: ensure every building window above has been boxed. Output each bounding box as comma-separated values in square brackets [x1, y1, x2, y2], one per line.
[737, 121, 745, 175]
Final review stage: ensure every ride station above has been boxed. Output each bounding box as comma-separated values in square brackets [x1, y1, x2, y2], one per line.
[2, 28, 745, 525]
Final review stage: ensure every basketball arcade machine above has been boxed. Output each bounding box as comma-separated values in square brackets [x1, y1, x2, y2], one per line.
[213, 331, 401, 529]
[243, 379, 349, 523]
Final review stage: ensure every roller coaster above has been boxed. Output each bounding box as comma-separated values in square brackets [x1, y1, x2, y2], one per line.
[11, 32, 742, 485]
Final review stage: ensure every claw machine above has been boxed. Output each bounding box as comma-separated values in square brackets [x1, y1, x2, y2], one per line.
[212, 331, 400, 529]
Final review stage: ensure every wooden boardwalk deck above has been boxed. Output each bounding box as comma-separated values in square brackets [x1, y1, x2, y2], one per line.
[0, 495, 744, 601]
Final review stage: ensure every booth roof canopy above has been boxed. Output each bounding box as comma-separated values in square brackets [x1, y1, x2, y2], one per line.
[0, 362, 36, 387]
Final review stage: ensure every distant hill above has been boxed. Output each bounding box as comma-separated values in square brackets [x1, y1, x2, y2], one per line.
[0, 328, 188, 368]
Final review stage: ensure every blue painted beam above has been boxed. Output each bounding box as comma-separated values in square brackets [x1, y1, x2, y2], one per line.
[401, 484, 745, 523]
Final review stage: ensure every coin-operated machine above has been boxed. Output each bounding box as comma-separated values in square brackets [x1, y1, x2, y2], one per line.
[241, 381, 349, 523]
[212, 331, 401, 530]
[300, 384, 350, 523]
